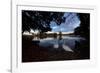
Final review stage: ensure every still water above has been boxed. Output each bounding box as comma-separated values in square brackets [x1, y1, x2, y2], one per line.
[32, 36, 86, 52]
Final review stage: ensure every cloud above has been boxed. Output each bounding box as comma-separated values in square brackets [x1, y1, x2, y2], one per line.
[50, 12, 80, 32]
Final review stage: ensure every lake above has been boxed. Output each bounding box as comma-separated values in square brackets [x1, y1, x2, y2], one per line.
[32, 35, 86, 52]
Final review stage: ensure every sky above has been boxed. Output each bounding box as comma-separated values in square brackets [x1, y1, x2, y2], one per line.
[50, 12, 81, 32]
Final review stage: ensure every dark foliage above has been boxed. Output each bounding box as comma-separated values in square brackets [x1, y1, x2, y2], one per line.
[74, 13, 90, 39]
[22, 10, 64, 33]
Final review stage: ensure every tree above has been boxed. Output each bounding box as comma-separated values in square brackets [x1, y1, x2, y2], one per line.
[22, 10, 64, 33]
[74, 13, 90, 39]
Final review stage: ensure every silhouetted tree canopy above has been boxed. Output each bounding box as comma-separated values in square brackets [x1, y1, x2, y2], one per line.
[22, 10, 64, 33]
[74, 13, 90, 39]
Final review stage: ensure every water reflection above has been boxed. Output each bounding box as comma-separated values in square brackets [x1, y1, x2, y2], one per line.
[32, 34, 86, 52]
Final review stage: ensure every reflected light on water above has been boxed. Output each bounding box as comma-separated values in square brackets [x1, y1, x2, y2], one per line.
[62, 44, 73, 52]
